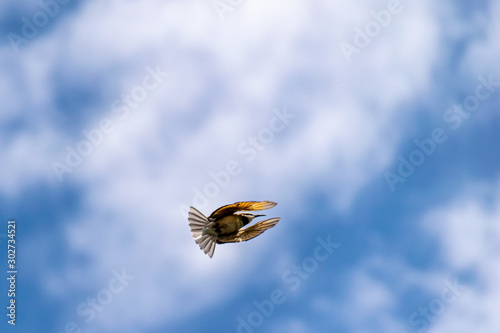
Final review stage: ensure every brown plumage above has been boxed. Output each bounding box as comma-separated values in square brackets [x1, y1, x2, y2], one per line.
[188, 201, 281, 258]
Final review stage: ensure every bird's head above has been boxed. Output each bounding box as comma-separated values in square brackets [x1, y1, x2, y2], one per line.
[239, 213, 265, 225]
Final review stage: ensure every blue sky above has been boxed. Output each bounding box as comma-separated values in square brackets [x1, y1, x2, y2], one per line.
[1, 0, 500, 332]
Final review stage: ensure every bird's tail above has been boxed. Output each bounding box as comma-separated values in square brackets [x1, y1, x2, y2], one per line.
[188, 206, 216, 258]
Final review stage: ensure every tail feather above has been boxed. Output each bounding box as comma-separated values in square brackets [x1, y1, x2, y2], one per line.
[195, 234, 217, 258]
[188, 206, 217, 258]
[188, 206, 208, 237]
[196, 234, 211, 248]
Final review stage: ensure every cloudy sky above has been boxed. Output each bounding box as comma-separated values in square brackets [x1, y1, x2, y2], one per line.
[1, 0, 499, 332]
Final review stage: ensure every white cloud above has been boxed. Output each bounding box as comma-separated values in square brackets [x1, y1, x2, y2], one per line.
[5, 0, 496, 332]
[422, 178, 500, 332]
[311, 262, 407, 333]
[0, 123, 63, 197]
[316, 177, 500, 333]
[462, 1, 500, 76]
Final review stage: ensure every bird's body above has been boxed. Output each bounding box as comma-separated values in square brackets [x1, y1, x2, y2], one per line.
[188, 201, 280, 258]
[208, 215, 246, 236]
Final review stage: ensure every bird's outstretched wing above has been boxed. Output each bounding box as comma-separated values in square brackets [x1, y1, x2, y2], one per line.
[209, 201, 277, 220]
[217, 217, 281, 243]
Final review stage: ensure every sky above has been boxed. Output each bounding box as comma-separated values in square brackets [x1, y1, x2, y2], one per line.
[1, 0, 499, 332]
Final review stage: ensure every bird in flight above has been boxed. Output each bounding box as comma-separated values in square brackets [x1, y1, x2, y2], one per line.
[188, 201, 281, 258]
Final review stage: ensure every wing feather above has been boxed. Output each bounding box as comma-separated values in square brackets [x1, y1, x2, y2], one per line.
[209, 201, 277, 220]
[217, 217, 281, 243]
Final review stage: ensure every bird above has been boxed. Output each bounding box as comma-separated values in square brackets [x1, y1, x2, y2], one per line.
[188, 201, 281, 258]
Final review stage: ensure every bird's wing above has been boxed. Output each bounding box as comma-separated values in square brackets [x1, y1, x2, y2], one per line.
[217, 217, 281, 243]
[209, 201, 277, 220]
